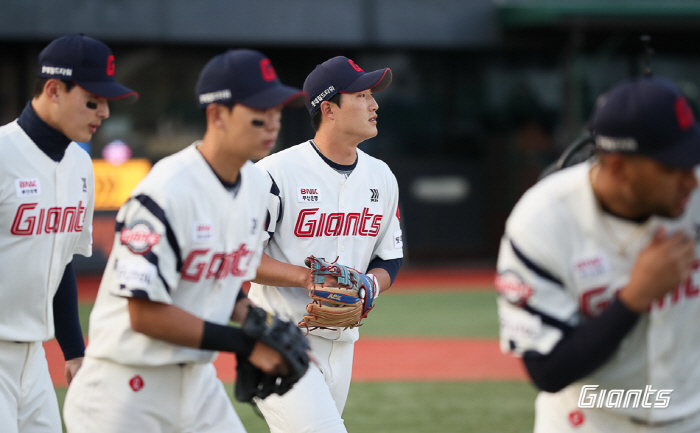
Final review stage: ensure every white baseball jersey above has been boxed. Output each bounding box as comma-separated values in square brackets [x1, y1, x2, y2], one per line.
[0, 121, 94, 342]
[249, 140, 403, 343]
[496, 160, 700, 423]
[85, 143, 269, 366]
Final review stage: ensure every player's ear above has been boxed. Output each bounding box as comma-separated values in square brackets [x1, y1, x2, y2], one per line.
[205, 104, 224, 128]
[44, 79, 62, 102]
[606, 153, 632, 181]
[320, 101, 335, 120]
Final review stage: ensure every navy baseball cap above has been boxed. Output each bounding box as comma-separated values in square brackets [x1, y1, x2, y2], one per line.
[195, 49, 306, 110]
[303, 56, 392, 114]
[591, 76, 700, 168]
[38, 34, 138, 102]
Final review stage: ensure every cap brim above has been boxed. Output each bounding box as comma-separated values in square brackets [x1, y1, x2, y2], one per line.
[646, 124, 700, 169]
[238, 85, 307, 110]
[77, 82, 139, 103]
[341, 68, 392, 94]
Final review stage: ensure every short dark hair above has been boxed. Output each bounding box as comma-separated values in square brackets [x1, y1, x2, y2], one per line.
[33, 78, 76, 98]
[311, 93, 342, 131]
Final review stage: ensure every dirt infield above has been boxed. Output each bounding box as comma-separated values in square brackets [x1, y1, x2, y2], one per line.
[49, 269, 527, 387]
[45, 336, 526, 387]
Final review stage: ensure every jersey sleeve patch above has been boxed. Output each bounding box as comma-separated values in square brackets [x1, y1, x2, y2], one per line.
[393, 229, 403, 249]
[119, 220, 161, 255]
[114, 259, 158, 293]
[495, 270, 533, 307]
[498, 297, 564, 356]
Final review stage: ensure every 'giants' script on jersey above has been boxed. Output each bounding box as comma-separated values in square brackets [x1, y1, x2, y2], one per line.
[293, 207, 382, 237]
[11, 201, 86, 235]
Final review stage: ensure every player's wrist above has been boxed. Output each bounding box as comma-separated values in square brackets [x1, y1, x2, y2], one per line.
[200, 321, 255, 358]
[617, 287, 652, 313]
[366, 273, 380, 298]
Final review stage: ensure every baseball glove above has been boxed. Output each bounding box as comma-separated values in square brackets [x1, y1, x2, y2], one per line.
[234, 305, 310, 403]
[298, 256, 377, 330]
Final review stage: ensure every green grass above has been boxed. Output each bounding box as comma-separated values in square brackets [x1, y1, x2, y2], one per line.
[56, 381, 537, 433]
[62, 289, 538, 432]
[361, 290, 499, 338]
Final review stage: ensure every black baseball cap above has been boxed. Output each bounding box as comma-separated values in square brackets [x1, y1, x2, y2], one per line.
[591, 76, 700, 169]
[303, 56, 392, 115]
[38, 34, 138, 102]
[195, 49, 306, 110]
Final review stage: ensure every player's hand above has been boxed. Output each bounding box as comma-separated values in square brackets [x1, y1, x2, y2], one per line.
[619, 227, 696, 312]
[248, 341, 290, 376]
[64, 357, 84, 385]
[231, 297, 254, 323]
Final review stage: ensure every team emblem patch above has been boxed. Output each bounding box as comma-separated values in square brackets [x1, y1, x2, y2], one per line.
[298, 187, 321, 203]
[494, 270, 533, 307]
[120, 220, 161, 255]
[568, 410, 585, 427]
[129, 375, 144, 392]
[15, 178, 40, 197]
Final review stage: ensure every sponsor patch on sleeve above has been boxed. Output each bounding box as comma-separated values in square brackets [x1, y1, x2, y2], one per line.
[499, 301, 543, 343]
[297, 187, 321, 203]
[115, 259, 157, 290]
[494, 270, 534, 307]
[393, 230, 403, 249]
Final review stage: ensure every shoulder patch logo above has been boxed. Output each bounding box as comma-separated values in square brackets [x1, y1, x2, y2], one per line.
[82, 177, 87, 193]
[120, 220, 161, 255]
[494, 270, 534, 307]
[298, 187, 321, 203]
[370, 189, 379, 202]
[15, 178, 40, 197]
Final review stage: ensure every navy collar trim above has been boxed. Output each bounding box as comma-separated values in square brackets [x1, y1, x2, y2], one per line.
[16, 102, 72, 162]
[309, 140, 357, 171]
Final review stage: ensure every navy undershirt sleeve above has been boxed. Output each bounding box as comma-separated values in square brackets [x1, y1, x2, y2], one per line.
[366, 257, 402, 285]
[53, 262, 86, 360]
[523, 296, 640, 393]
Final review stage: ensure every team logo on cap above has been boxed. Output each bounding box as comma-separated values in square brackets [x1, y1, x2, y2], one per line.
[260, 58, 277, 82]
[348, 59, 363, 72]
[675, 96, 694, 130]
[106, 55, 115, 76]
[120, 220, 161, 255]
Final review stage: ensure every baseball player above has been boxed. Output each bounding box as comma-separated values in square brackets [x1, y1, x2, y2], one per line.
[496, 75, 700, 432]
[0, 34, 136, 433]
[62, 49, 306, 433]
[248, 56, 404, 432]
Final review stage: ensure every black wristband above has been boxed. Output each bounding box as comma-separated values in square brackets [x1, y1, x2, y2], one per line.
[200, 321, 255, 358]
[236, 289, 248, 302]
